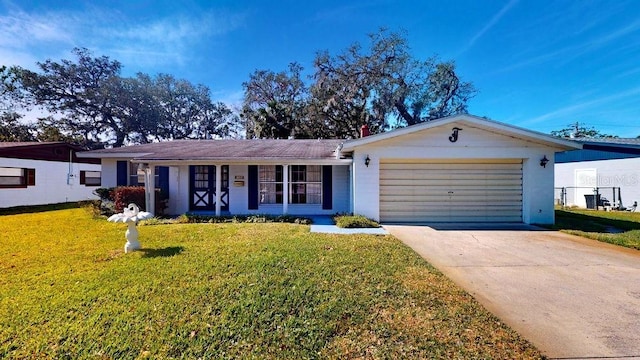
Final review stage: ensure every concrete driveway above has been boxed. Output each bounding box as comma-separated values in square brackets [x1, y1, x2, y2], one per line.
[385, 224, 640, 359]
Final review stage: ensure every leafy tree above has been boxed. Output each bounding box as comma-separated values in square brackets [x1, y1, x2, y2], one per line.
[1, 65, 26, 119]
[240, 29, 477, 139]
[0, 112, 35, 142]
[242, 63, 308, 139]
[18, 48, 127, 148]
[200, 101, 241, 139]
[551, 122, 618, 139]
[34, 116, 85, 144]
[115, 73, 161, 144]
[153, 74, 238, 141]
[15, 49, 238, 147]
[309, 29, 476, 138]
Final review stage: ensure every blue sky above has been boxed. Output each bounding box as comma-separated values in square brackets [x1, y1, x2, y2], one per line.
[1, 0, 639, 137]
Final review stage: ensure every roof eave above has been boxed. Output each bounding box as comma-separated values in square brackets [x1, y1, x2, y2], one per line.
[77, 152, 154, 159]
[129, 158, 353, 165]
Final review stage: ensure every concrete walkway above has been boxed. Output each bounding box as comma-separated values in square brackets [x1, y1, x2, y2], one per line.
[385, 224, 640, 359]
[309, 224, 388, 234]
[309, 216, 388, 234]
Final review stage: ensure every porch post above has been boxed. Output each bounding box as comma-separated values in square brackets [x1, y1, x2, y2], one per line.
[215, 164, 222, 216]
[145, 165, 155, 215]
[282, 164, 289, 214]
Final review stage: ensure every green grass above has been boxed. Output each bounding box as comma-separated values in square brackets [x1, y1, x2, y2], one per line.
[1, 208, 542, 359]
[553, 209, 640, 250]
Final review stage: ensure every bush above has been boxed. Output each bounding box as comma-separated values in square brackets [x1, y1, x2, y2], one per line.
[112, 186, 166, 215]
[334, 214, 380, 228]
[113, 187, 146, 212]
[139, 214, 312, 226]
[185, 214, 312, 225]
[93, 187, 115, 202]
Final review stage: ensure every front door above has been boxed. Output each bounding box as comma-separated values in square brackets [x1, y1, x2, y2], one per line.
[189, 165, 229, 211]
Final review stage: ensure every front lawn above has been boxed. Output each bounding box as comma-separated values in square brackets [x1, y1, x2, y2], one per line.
[0, 208, 541, 359]
[553, 209, 640, 250]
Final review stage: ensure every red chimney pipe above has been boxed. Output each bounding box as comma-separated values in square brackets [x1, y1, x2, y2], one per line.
[360, 124, 370, 138]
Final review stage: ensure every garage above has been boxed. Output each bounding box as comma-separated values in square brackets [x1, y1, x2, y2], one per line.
[380, 159, 523, 223]
[342, 114, 581, 225]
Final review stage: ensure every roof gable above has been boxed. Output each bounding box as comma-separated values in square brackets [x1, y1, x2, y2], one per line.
[341, 114, 580, 151]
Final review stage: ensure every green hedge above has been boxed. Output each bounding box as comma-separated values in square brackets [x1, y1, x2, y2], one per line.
[334, 214, 380, 228]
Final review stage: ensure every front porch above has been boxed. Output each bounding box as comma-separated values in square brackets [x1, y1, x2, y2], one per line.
[140, 163, 351, 217]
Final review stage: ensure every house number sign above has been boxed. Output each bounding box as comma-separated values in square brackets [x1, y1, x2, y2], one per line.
[449, 127, 462, 142]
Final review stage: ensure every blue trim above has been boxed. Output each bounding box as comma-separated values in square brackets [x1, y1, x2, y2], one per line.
[248, 165, 259, 210]
[157, 166, 169, 195]
[556, 149, 640, 163]
[116, 161, 128, 186]
[322, 165, 332, 210]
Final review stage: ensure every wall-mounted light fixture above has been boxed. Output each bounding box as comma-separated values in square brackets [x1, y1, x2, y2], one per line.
[364, 155, 371, 167]
[540, 155, 549, 168]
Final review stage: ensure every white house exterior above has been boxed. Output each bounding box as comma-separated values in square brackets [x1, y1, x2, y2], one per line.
[342, 115, 579, 224]
[0, 142, 101, 209]
[554, 138, 640, 209]
[79, 115, 579, 224]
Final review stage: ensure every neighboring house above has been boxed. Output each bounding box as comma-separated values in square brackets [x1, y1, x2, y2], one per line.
[78, 114, 579, 224]
[555, 138, 640, 209]
[0, 142, 102, 208]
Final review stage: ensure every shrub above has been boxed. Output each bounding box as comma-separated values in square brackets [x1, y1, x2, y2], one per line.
[113, 187, 146, 212]
[334, 214, 380, 228]
[112, 186, 166, 215]
[139, 214, 312, 226]
[93, 187, 115, 202]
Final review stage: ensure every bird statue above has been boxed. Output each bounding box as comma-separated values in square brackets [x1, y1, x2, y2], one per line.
[107, 203, 154, 253]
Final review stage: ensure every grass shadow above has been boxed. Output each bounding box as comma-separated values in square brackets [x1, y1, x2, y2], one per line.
[0, 202, 81, 216]
[140, 246, 184, 258]
[553, 210, 640, 233]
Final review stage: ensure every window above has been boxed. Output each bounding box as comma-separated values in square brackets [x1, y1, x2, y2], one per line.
[80, 171, 101, 186]
[259, 165, 283, 204]
[129, 163, 159, 187]
[257, 165, 321, 205]
[0, 167, 35, 188]
[129, 163, 145, 186]
[290, 165, 321, 204]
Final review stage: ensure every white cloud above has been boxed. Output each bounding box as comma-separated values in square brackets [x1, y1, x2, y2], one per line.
[0, 9, 75, 48]
[457, 0, 518, 55]
[524, 86, 640, 125]
[100, 12, 245, 68]
[490, 17, 640, 75]
[0, 3, 245, 70]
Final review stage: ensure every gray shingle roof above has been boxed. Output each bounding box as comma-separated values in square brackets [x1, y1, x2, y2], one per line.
[81, 139, 344, 161]
[573, 137, 640, 147]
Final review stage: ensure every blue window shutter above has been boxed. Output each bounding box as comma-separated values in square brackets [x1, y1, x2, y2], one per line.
[158, 166, 169, 194]
[322, 165, 332, 210]
[248, 165, 259, 210]
[116, 161, 128, 186]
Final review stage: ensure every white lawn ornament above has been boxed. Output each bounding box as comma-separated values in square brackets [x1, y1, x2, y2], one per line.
[107, 203, 154, 253]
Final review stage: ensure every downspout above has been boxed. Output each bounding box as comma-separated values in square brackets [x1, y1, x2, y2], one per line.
[67, 149, 73, 185]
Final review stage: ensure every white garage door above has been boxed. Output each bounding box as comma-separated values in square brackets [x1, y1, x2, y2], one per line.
[380, 159, 523, 223]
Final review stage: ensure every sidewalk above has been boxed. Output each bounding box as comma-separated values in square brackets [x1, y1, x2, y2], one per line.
[308, 216, 388, 235]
